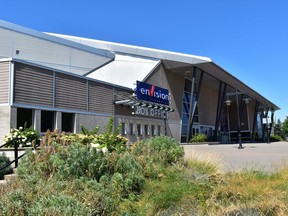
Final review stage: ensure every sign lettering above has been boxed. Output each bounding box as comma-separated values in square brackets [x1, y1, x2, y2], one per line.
[136, 81, 169, 105]
[134, 106, 168, 119]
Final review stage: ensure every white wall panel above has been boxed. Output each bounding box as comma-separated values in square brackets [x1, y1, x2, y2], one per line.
[0, 27, 113, 75]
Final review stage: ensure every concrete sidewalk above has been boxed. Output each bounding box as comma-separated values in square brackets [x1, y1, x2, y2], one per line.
[183, 141, 288, 172]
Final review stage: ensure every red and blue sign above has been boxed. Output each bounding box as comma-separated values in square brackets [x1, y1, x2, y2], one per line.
[136, 81, 169, 105]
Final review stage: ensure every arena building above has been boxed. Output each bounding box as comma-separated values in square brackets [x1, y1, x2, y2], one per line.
[0, 20, 279, 144]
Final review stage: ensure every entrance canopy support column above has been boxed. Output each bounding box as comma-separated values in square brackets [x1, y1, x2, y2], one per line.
[261, 109, 269, 142]
[186, 67, 204, 142]
[214, 81, 227, 141]
[235, 85, 244, 149]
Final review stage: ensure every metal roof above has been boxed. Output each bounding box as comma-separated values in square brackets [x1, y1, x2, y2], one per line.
[52, 33, 279, 111]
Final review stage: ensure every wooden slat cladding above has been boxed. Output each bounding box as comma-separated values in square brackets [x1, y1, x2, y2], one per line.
[14, 63, 53, 106]
[56, 73, 87, 110]
[0, 61, 10, 104]
[114, 88, 133, 98]
[89, 81, 114, 114]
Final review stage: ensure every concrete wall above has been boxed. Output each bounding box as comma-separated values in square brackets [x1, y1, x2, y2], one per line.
[145, 64, 183, 141]
[0, 106, 11, 143]
[76, 114, 112, 134]
[115, 115, 165, 144]
[198, 83, 218, 127]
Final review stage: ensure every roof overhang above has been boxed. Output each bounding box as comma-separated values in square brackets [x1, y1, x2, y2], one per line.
[162, 59, 279, 111]
[48, 32, 279, 111]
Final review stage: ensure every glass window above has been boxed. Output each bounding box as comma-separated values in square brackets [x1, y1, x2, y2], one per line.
[17, 108, 33, 128]
[121, 123, 126, 135]
[129, 123, 134, 135]
[41, 110, 55, 133]
[144, 124, 149, 136]
[157, 125, 161, 136]
[62, 113, 74, 133]
[137, 124, 142, 136]
[151, 125, 156, 136]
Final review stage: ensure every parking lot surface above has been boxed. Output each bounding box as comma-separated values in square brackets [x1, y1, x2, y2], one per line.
[183, 141, 288, 172]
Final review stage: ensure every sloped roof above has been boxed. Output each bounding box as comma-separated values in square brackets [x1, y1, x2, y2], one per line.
[86, 54, 160, 89]
[49, 33, 279, 111]
[48, 33, 211, 64]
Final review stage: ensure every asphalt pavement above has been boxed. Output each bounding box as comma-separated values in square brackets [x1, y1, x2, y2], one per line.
[183, 141, 288, 172]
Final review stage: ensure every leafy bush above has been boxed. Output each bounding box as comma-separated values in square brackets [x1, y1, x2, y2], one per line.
[27, 194, 93, 216]
[270, 134, 283, 142]
[190, 133, 207, 143]
[3, 125, 40, 148]
[130, 136, 184, 178]
[0, 153, 13, 180]
[41, 117, 128, 153]
[15, 138, 144, 214]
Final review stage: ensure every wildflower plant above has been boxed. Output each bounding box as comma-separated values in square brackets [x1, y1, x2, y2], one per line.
[3, 125, 40, 148]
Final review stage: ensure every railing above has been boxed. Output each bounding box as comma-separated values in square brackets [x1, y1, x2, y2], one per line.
[0, 139, 39, 173]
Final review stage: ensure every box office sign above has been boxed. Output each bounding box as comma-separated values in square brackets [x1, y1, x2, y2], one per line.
[136, 81, 169, 105]
[134, 106, 168, 119]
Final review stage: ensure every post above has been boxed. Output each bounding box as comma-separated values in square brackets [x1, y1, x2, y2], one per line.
[14, 140, 18, 168]
[235, 85, 243, 149]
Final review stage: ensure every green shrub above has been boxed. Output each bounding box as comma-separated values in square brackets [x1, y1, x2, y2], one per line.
[190, 133, 207, 143]
[27, 194, 93, 215]
[270, 134, 283, 142]
[41, 117, 128, 153]
[130, 136, 184, 178]
[0, 153, 13, 180]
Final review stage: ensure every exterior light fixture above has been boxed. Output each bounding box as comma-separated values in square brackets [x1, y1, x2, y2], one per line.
[244, 97, 250, 104]
[225, 99, 232, 106]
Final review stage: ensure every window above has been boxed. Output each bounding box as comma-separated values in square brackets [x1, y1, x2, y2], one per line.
[137, 124, 142, 136]
[144, 124, 149, 136]
[121, 123, 126, 135]
[129, 123, 134, 135]
[181, 78, 199, 142]
[17, 108, 33, 128]
[41, 110, 55, 133]
[151, 125, 156, 136]
[62, 113, 74, 133]
[157, 125, 161, 136]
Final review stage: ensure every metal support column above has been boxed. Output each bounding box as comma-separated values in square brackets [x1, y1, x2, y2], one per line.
[261, 110, 269, 142]
[235, 85, 243, 149]
[214, 82, 227, 141]
[186, 68, 204, 142]
[186, 67, 196, 142]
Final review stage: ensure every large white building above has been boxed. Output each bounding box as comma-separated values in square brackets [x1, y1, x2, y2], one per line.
[0, 20, 279, 144]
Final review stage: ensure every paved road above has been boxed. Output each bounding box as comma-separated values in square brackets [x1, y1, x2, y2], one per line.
[183, 141, 288, 172]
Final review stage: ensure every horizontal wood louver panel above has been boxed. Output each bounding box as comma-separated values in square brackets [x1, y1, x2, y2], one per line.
[114, 88, 133, 98]
[14, 63, 53, 106]
[89, 81, 114, 114]
[0, 61, 10, 104]
[55, 73, 87, 110]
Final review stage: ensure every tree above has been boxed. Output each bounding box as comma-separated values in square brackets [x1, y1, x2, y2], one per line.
[274, 118, 283, 137]
[281, 116, 288, 138]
